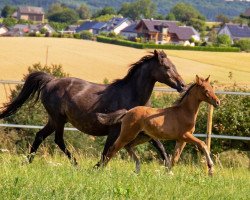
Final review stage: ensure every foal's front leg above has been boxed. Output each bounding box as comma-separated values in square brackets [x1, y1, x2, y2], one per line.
[182, 133, 214, 176]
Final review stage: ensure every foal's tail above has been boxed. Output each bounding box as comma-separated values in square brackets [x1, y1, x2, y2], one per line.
[97, 109, 128, 125]
[0, 72, 54, 119]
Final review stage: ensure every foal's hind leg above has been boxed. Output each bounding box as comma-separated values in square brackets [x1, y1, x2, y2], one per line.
[54, 123, 77, 165]
[27, 121, 55, 163]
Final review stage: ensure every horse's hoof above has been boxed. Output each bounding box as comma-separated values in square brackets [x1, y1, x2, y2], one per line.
[168, 171, 174, 176]
[93, 162, 101, 169]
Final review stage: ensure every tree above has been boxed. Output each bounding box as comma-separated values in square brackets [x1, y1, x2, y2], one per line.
[168, 3, 206, 32]
[216, 34, 231, 46]
[1, 5, 16, 18]
[216, 14, 230, 25]
[48, 8, 79, 24]
[77, 4, 91, 19]
[119, 0, 157, 20]
[2, 17, 17, 27]
[93, 6, 116, 18]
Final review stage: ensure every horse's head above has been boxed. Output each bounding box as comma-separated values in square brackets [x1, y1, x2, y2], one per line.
[195, 75, 220, 108]
[151, 50, 185, 92]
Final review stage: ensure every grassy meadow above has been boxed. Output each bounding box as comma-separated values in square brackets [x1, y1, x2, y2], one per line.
[0, 153, 249, 200]
[0, 37, 249, 105]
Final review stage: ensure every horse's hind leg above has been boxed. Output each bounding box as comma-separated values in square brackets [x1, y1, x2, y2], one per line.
[124, 145, 140, 173]
[54, 123, 77, 165]
[27, 121, 55, 163]
[149, 139, 171, 170]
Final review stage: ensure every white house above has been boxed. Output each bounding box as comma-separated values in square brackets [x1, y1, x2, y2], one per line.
[120, 23, 138, 39]
[0, 25, 8, 35]
[218, 23, 250, 42]
[103, 17, 131, 34]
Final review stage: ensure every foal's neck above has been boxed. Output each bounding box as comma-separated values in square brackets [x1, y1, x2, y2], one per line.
[179, 88, 201, 122]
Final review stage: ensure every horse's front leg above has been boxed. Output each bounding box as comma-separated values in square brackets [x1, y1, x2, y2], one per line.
[171, 141, 187, 167]
[182, 133, 214, 176]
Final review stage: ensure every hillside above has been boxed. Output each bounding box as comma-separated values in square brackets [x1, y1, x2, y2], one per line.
[0, 0, 250, 20]
[0, 37, 249, 105]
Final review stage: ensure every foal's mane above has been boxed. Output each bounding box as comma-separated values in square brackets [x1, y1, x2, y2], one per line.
[109, 53, 156, 87]
[174, 83, 196, 106]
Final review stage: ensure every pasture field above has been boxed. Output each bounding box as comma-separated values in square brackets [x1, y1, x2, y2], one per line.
[0, 37, 249, 105]
[0, 153, 249, 200]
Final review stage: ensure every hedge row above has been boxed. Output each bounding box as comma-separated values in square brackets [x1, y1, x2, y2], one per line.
[97, 36, 143, 49]
[96, 36, 240, 52]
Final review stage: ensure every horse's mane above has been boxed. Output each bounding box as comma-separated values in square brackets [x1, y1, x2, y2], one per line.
[174, 83, 196, 106]
[108, 53, 156, 87]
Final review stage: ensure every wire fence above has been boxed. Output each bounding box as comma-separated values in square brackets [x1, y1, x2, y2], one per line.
[0, 80, 249, 142]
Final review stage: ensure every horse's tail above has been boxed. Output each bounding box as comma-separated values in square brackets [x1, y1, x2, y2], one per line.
[97, 109, 128, 125]
[0, 72, 54, 119]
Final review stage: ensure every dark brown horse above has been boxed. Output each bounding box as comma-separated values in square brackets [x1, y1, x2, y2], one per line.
[0, 50, 185, 166]
[98, 75, 220, 175]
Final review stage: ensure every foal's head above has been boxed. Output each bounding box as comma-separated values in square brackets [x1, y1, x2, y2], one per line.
[195, 75, 220, 107]
[151, 50, 185, 92]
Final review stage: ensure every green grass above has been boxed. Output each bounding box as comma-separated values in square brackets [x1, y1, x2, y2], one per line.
[0, 153, 249, 199]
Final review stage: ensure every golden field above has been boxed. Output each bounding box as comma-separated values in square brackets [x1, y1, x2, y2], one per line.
[0, 37, 249, 105]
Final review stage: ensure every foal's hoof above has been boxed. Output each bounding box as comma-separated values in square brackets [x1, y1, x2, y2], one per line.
[168, 171, 174, 176]
[208, 168, 214, 176]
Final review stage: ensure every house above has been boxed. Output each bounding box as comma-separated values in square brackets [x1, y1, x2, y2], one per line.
[92, 22, 106, 35]
[103, 17, 131, 34]
[135, 19, 199, 44]
[64, 25, 79, 34]
[17, 6, 45, 22]
[218, 23, 250, 42]
[0, 25, 8, 36]
[75, 21, 98, 33]
[242, 8, 250, 18]
[5, 24, 55, 36]
[120, 23, 138, 39]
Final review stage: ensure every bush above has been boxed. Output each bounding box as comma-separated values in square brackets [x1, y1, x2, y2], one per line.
[80, 31, 93, 40]
[216, 34, 231, 46]
[234, 39, 250, 52]
[96, 36, 240, 52]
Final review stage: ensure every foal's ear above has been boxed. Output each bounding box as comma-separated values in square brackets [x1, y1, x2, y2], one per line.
[195, 75, 202, 85]
[205, 75, 210, 82]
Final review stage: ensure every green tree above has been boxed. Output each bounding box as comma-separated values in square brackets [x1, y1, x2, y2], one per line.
[77, 4, 91, 19]
[216, 14, 230, 25]
[48, 8, 79, 24]
[1, 5, 16, 18]
[93, 6, 116, 18]
[2, 17, 17, 27]
[216, 34, 231, 46]
[168, 3, 206, 32]
[119, 0, 157, 20]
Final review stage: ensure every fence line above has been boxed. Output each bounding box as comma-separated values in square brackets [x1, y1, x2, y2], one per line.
[0, 123, 249, 141]
[0, 80, 249, 146]
[0, 80, 250, 96]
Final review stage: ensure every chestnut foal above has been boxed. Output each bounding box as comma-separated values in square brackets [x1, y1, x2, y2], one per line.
[99, 75, 220, 175]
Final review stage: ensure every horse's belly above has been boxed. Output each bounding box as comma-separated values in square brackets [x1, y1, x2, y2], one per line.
[68, 115, 109, 136]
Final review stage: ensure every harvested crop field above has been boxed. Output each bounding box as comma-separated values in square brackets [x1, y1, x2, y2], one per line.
[0, 37, 249, 105]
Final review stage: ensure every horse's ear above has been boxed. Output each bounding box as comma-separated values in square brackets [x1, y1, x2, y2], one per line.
[205, 75, 210, 82]
[154, 50, 158, 56]
[196, 75, 202, 85]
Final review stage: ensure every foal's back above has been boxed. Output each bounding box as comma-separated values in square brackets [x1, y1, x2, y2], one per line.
[120, 106, 180, 141]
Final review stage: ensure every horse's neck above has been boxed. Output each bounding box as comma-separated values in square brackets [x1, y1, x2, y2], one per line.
[126, 65, 156, 105]
[179, 90, 201, 123]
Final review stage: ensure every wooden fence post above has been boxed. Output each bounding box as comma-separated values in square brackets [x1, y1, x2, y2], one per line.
[206, 103, 214, 152]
